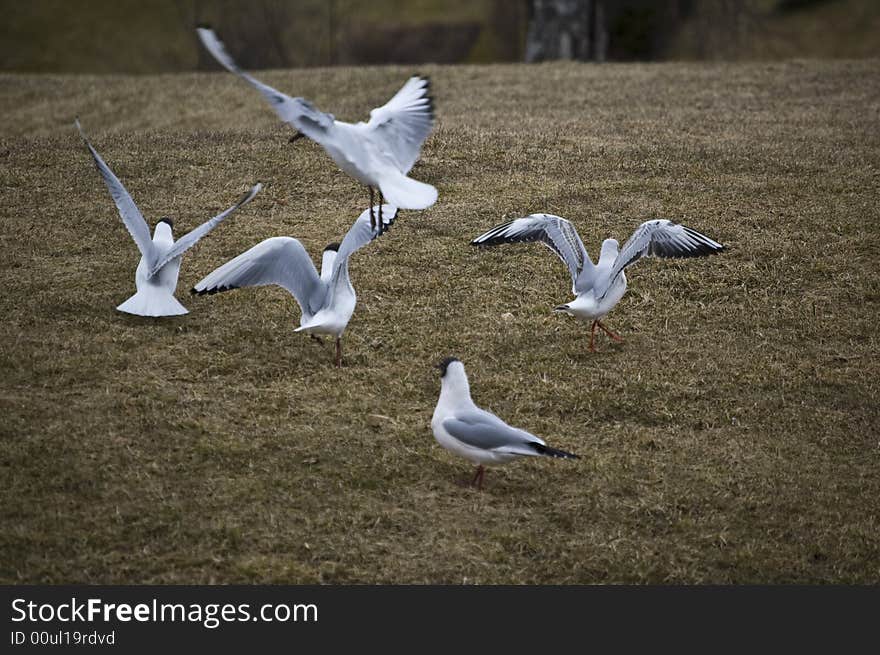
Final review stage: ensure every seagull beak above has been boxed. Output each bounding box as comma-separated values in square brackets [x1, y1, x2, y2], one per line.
[289, 132, 306, 144]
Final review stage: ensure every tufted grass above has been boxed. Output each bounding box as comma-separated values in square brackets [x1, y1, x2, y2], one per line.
[1, 59, 878, 583]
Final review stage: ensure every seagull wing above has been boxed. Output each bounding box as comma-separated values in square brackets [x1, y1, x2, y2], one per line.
[75, 119, 158, 267]
[149, 183, 262, 277]
[597, 219, 725, 299]
[192, 237, 325, 317]
[331, 204, 399, 279]
[442, 410, 548, 457]
[196, 26, 334, 141]
[365, 75, 434, 173]
[471, 213, 595, 293]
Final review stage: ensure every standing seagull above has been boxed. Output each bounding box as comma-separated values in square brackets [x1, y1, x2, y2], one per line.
[431, 357, 578, 490]
[76, 119, 262, 317]
[192, 205, 398, 367]
[471, 214, 724, 351]
[196, 26, 436, 229]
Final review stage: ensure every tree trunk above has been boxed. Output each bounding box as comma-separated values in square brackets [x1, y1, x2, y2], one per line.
[525, 0, 607, 62]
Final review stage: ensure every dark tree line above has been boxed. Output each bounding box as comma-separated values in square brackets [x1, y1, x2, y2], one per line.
[174, 0, 769, 69]
[525, 0, 763, 62]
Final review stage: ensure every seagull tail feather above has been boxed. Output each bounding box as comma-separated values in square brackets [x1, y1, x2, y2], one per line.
[378, 171, 437, 210]
[116, 288, 188, 317]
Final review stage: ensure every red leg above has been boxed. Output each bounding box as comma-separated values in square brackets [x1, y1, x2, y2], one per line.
[589, 320, 598, 352]
[335, 337, 342, 368]
[597, 320, 624, 342]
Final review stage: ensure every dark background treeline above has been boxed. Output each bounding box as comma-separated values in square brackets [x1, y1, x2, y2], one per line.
[1, 0, 877, 73]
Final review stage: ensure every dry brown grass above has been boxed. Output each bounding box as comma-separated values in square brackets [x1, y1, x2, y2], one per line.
[1, 59, 879, 583]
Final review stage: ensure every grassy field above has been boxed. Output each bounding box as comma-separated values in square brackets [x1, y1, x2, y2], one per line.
[1, 59, 879, 583]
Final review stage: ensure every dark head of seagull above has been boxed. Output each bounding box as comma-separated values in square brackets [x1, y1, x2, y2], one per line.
[437, 357, 460, 377]
[157, 217, 174, 229]
[324, 242, 340, 252]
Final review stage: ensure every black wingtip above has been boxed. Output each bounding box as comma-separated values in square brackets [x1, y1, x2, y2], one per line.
[531, 443, 580, 460]
[195, 23, 212, 30]
[324, 242, 341, 252]
[192, 284, 238, 296]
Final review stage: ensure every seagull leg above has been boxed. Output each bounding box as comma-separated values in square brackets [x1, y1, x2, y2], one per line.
[368, 187, 376, 230]
[471, 465, 485, 490]
[596, 321, 624, 343]
[589, 321, 598, 352]
[377, 191, 384, 231]
[335, 337, 342, 368]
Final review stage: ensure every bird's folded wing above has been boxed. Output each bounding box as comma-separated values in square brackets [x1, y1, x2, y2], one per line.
[366, 75, 434, 173]
[597, 219, 725, 299]
[75, 119, 158, 267]
[471, 214, 595, 293]
[149, 183, 262, 277]
[192, 236, 325, 316]
[196, 26, 334, 141]
[331, 204, 398, 278]
[442, 410, 544, 456]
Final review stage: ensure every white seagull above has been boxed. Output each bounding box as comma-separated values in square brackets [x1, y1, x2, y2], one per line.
[196, 26, 437, 229]
[431, 357, 579, 490]
[192, 204, 398, 367]
[76, 119, 262, 317]
[471, 214, 725, 351]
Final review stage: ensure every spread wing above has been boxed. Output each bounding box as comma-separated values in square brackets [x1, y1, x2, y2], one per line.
[196, 26, 334, 141]
[365, 75, 434, 173]
[75, 119, 157, 267]
[331, 204, 398, 279]
[597, 219, 725, 299]
[471, 213, 596, 293]
[149, 183, 262, 276]
[191, 237, 326, 317]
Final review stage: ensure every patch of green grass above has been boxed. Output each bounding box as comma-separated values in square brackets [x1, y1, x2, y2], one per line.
[1, 59, 879, 583]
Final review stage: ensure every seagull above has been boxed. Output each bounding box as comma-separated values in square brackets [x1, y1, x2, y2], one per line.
[75, 119, 262, 317]
[471, 214, 724, 351]
[431, 357, 579, 490]
[191, 204, 398, 367]
[196, 26, 437, 230]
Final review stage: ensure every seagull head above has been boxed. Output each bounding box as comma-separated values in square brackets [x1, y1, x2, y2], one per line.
[155, 217, 174, 237]
[436, 357, 471, 400]
[600, 238, 619, 259]
[437, 356, 462, 378]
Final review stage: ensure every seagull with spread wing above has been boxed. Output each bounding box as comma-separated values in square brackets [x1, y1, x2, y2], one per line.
[76, 119, 261, 317]
[431, 357, 579, 490]
[196, 26, 436, 229]
[192, 205, 397, 367]
[471, 214, 724, 351]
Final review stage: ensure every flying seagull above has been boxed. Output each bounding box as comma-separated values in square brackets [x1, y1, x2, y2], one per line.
[76, 119, 262, 317]
[431, 357, 578, 490]
[471, 214, 724, 351]
[192, 205, 398, 367]
[196, 26, 437, 229]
